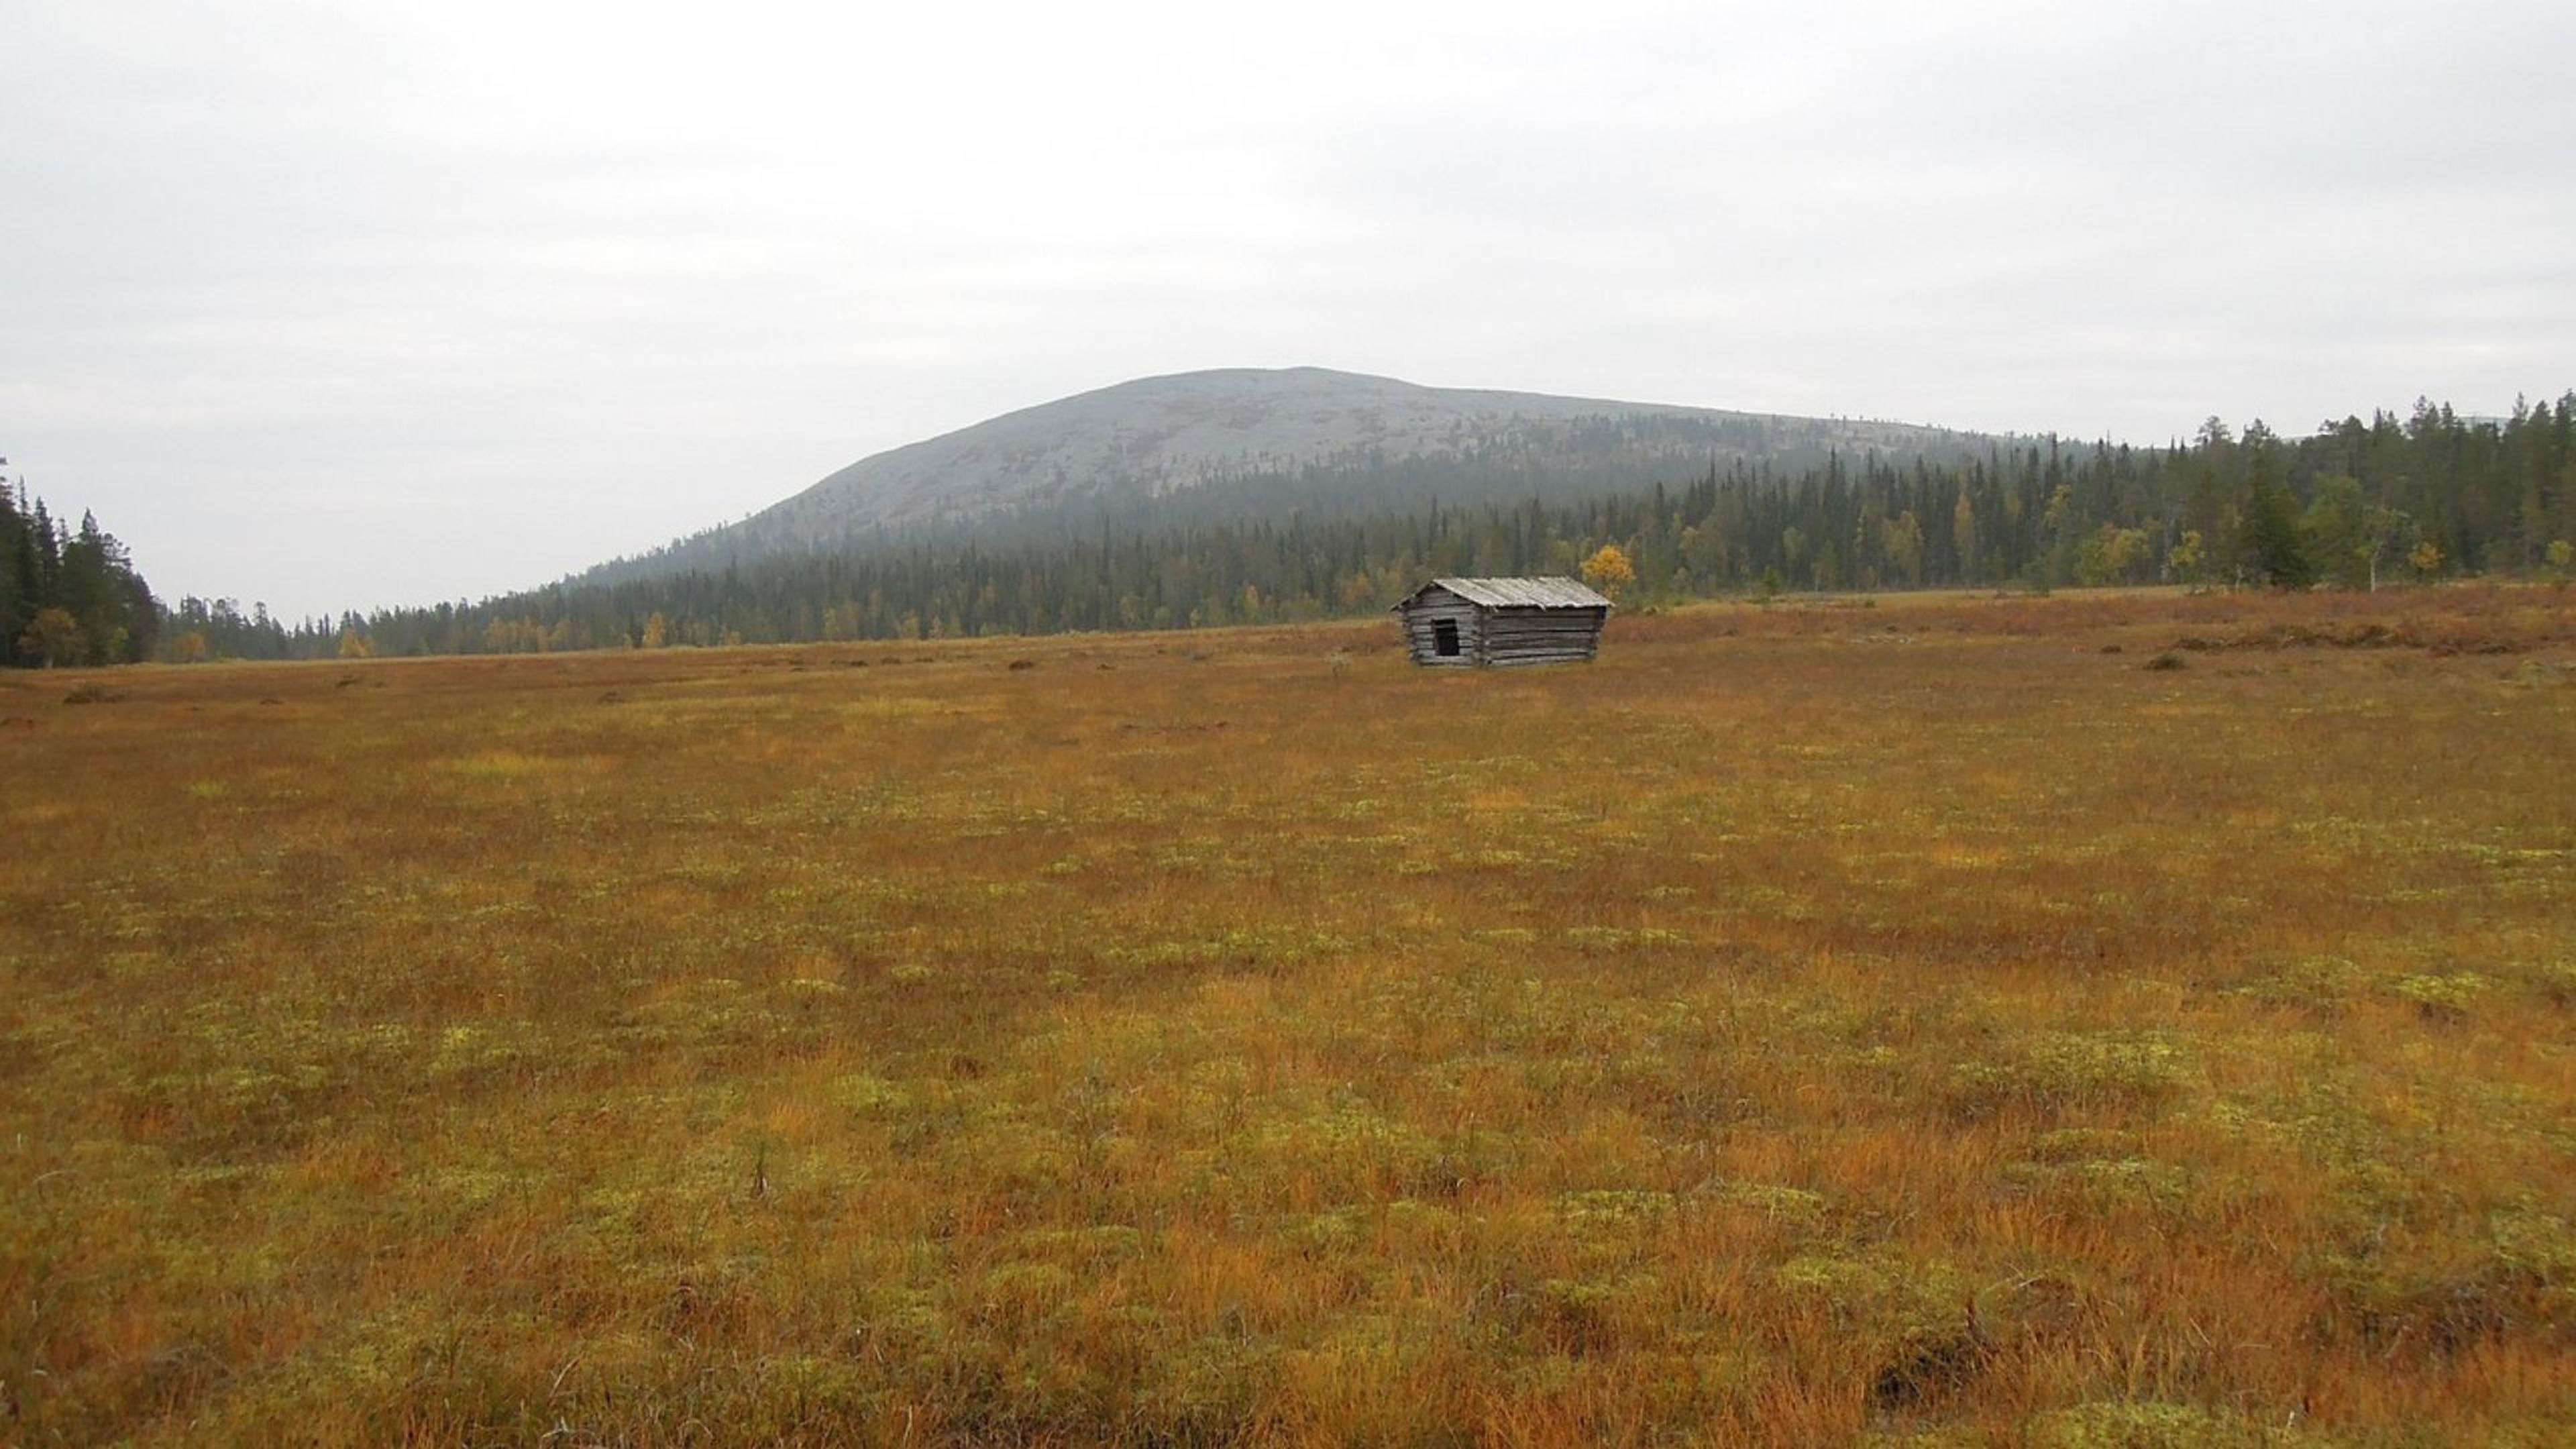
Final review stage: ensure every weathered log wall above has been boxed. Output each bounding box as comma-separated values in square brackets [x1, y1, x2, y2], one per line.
[1397, 596, 1485, 665]
[1478, 606, 1607, 665]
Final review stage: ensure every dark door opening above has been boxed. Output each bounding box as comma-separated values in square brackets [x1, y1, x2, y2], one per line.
[1433, 619, 1461, 657]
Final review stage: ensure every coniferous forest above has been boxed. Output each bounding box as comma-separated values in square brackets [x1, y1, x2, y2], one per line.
[42, 393, 2576, 664]
[0, 478, 158, 667]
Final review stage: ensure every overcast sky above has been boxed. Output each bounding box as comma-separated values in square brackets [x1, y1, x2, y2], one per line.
[6, 1, 2571, 617]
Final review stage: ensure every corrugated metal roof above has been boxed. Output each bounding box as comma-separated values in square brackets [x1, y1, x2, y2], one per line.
[1411, 576, 1614, 609]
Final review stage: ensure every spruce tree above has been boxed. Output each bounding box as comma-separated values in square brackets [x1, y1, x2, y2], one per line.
[2240, 447, 2315, 588]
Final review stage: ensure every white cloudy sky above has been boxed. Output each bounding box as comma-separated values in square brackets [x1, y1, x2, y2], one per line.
[5, 0, 2571, 616]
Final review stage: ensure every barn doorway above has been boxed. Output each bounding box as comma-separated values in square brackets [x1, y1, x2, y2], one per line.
[1433, 619, 1461, 657]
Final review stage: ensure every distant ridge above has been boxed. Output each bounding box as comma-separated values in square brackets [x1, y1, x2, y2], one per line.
[589, 367, 2004, 582]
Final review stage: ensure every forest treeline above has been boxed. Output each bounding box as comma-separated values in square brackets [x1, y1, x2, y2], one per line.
[143, 392, 2576, 660]
[1, 479, 158, 667]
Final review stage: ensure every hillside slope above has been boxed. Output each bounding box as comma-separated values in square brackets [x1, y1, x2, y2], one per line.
[593, 367, 2000, 580]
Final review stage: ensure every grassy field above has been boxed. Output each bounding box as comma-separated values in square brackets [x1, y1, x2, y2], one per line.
[3, 586, 2573, 1445]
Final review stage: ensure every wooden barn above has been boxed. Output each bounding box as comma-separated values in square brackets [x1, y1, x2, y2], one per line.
[1391, 577, 1612, 667]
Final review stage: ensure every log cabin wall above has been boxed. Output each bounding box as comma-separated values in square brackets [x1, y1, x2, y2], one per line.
[1396, 589, 1485, 665]
[1477, 605, 1607, 665]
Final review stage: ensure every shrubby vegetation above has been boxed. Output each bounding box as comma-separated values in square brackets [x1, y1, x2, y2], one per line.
[7, 589, 2571, 1442]
[191, 392, 2575, 660]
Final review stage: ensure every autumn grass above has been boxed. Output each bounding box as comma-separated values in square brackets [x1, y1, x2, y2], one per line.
[3, 585, 2573, 1444]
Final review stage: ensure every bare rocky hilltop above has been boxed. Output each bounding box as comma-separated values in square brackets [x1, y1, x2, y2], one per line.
[591, 367, 2004, 580]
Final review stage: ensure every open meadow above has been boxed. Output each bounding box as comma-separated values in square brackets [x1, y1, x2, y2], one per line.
[4, 587, 2574, 1446]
